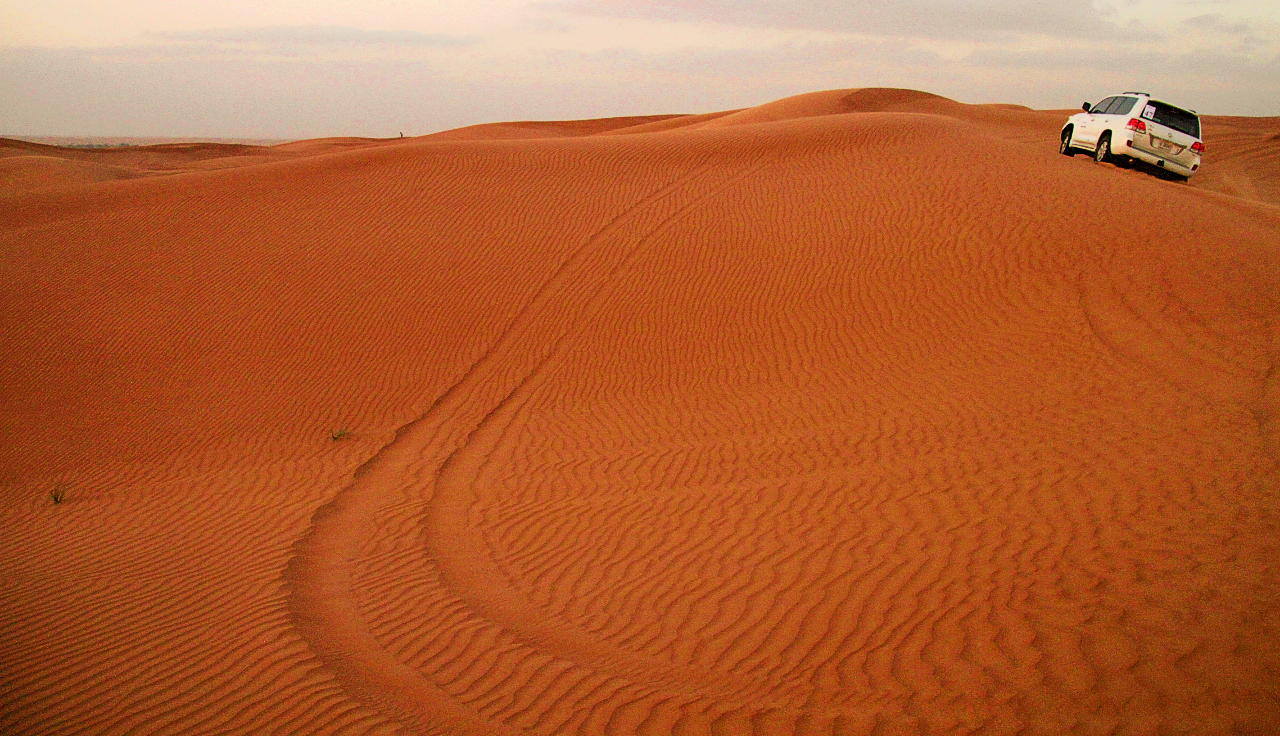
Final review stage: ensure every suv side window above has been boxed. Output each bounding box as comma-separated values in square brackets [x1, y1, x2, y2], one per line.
[1110, 97, 1138, 116]
[1092, 96, 1118, 114]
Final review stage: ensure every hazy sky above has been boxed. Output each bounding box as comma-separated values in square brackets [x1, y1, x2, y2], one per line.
[3, 0, 1278, 137]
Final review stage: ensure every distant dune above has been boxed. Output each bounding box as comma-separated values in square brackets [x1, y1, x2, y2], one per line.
[2, 89, 1278, 735]
[7, 135, 291, 147]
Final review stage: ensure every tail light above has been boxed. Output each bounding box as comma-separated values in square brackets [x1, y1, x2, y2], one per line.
[1191, 141, 1205, 154]
[1126, 118, 1147, 133]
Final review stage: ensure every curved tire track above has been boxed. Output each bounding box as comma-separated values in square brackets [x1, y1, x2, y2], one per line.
[285, 152, 778, 734]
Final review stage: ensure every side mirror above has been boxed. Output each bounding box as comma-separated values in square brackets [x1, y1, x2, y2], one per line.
[1081, 102, 1092, 112]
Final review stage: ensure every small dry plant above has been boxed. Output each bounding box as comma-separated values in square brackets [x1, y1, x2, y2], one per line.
[49, 486, 67, 504]
[330, 428, 352, 441]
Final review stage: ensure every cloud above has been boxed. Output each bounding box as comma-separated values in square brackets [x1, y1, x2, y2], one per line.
[962, 42, 1280, 110]
[1183, 13, 1251, 34]
[550, 0, 1123, 42]
[3, 11, 1276, 139]
[64, 25, 483, 62]
[147, 25, 480, 48]
[537, 32, 1279, 115]
[519, 14, 577, 33]
[0, 46, 555, 138]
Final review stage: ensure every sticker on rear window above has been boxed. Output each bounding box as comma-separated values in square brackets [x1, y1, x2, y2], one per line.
[1142, 105, 1156, 119]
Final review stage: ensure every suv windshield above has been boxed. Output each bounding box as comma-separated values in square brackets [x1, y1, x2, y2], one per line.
[1141, 101, 1201, 138]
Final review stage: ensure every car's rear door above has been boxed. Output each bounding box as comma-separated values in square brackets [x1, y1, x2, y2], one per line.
[1128, 100, 1201, 168]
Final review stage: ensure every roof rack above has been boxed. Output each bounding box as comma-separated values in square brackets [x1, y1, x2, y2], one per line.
[1122, 91, 1150, 96]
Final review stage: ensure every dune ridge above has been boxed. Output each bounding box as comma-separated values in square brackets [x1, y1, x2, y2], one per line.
[6, 89, 1277, 205]
[2, 89, 1279, 735]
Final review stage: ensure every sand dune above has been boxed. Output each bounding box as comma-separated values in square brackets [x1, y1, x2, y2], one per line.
[0, 155, 145, 194]
[422, 115, 688, 142]
[687, 88, 959, 129]
[2, 89, 1278, 735]
[0, 136, 400, 181]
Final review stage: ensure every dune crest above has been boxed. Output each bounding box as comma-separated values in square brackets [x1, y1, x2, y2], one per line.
[685, 88, 959, 130]
[2, 90, 1278, 735]
[423, 115, 689, 141]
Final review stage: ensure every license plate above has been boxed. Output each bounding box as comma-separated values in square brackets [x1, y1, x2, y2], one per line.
[1151, 137, 1181, 154]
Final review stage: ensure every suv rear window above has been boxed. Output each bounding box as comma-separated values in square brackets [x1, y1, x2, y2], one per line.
[1141, 101, 1200, 138]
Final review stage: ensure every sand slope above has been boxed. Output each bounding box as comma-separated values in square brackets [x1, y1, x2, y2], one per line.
[0, 154, 145, 194]
[2, 89, 1278, 735]
[422, 115, 688, 142]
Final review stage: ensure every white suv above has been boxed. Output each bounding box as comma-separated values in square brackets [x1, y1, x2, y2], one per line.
[1060, 93, 1204, 180]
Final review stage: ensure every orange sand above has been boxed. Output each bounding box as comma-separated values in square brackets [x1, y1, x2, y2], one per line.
[2, 89, 1278, 735]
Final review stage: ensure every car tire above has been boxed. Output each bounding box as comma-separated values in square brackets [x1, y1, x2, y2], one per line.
[1060, 128, 1076, 156]
[1094, 132, 1112, 164]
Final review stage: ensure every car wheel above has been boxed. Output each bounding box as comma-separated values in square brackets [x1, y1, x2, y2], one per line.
[1094, 133, 1112, 164]
[1060, 129, 1076, 156]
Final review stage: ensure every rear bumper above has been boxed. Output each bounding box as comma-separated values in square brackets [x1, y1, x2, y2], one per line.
[1119, 135, 1199, 177]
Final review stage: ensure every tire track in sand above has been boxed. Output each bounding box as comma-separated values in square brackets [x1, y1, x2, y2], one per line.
[285, 151, 779, 734]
